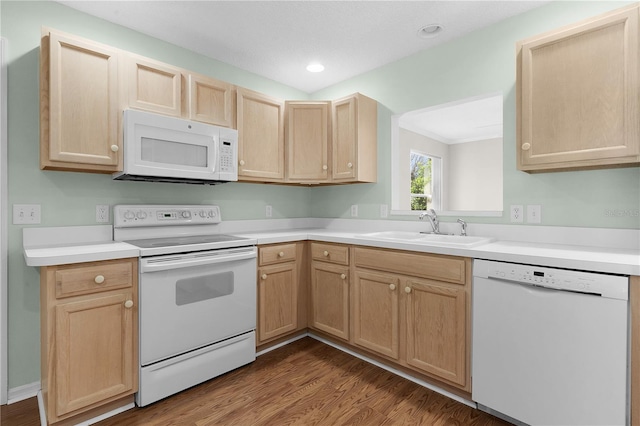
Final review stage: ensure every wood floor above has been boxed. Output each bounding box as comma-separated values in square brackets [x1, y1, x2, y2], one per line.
[2, 337, 510, 425]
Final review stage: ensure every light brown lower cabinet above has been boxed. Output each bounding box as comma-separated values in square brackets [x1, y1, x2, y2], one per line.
[40, 258, 138, 425]
[256, 243, 307, 346]
[351, 246, 471, 391]
[310, 260, 350, 340]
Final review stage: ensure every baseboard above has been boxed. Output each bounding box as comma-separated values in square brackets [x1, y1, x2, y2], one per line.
[256, 332, 309, 356]
[7, 381, 40, 404]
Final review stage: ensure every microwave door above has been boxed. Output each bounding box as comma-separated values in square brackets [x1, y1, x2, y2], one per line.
[132, 125, 218, 180]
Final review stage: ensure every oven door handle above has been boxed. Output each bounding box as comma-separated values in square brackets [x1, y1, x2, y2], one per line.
[140, 248, 256, 273]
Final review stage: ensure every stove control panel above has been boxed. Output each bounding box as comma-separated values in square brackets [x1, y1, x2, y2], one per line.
[114, 205, 221, 227]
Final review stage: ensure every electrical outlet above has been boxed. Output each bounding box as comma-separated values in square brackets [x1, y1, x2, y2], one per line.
[527, 205, 542, 224]
[510, 205, 524, 223]
[351, 204, 358, 217]
[266, 205, 272, 218]
[96, 205, 109, 223]
[380, 204, 388, 218]
[13, 204, 41, 224]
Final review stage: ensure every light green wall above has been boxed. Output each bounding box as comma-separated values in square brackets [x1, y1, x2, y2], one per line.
[2, 0, 312, 389]
[2, 0, 639, 389]
[310, 0, 640, 228]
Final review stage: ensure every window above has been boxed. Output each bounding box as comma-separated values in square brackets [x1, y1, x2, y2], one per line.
[410, 152, 441, 211]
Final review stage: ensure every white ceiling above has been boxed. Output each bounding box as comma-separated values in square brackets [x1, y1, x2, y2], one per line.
[57, 0, 549, 93]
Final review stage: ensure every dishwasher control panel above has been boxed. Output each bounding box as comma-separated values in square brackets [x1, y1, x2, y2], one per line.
[476, 259, 628, 300]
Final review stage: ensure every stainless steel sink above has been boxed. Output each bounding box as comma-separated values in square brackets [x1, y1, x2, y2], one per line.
[357, 231, 494, 248]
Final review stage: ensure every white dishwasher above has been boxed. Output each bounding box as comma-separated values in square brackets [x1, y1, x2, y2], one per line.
[472, 259, 629, 426]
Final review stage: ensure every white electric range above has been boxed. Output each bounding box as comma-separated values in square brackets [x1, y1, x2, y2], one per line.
[114, 205, 257, 406]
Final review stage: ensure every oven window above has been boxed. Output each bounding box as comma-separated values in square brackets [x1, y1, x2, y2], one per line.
[141, 137, 208, 167]
[175, 272, 234, 306]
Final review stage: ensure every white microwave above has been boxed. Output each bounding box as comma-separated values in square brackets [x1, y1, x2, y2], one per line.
[113, 109, 238, 184]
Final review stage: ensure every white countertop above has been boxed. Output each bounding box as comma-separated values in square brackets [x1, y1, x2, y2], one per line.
[23, 226, 640, 276]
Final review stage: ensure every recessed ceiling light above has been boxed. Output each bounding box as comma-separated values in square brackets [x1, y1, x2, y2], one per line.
[417, 23, 444, 39]
[306, 63, 325, 73]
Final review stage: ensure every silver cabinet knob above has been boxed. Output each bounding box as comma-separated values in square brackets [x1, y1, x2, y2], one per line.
[278, 251, 285, 257]
[323, 250, 329, 257]
[322, 165, 328, 170]
[239, 160, 245, 166]
[405, 287, 412, 294]
[340, 274, 346, 280]
[347, 162, 353, 168]
[522, 143, 531, 151]
[389, 284, 396, 291]
[110, 145, 119, 152]
[261, 273, 267, 280]
[124, 300, 134, 309]
[94, 275, 105, 284]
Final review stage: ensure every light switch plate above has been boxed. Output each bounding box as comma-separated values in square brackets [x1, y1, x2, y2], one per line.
[266, 205, 272, 218]
[380, 204, 388, 218]
[351, 204, 358, 217]
[13, 204, 41, 224]
[527, 205, 542, 224]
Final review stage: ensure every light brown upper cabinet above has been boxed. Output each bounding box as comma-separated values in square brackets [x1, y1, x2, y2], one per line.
[517, 3, 640, 172]
[188, 72, 235, 128]
[332, 93, 377, 182]
[126, 54, 183, 117]
[236, 88, 285, 182]
[40, 29, 122, 173]
[285, 101, 330, 183]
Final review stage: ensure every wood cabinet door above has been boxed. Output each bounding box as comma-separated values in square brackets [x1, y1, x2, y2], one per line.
[310, 261, 349, 340]
[258, 263, 298, 343]
[332, 96, 357, 181]
[352, 269, 400, 360]
[518, 4, 639, 171]
[237, 88, 285, 181]
[43, 31, 120, 171]
[188, 73, 235, 128]
[286, 101, 330, 182]
[54, 291, 135, 417]
[404, 278, 467, 387]
[127, 54, 182, 117]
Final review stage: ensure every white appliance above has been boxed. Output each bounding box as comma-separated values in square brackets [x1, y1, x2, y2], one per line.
[113, 110, 238, 184]
[472, 259, 629, 426]
[114, 205, 257, 406]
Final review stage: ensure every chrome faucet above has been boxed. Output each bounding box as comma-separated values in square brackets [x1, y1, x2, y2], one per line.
[419, 209, 440, 234]
[457, 219, 467, 236]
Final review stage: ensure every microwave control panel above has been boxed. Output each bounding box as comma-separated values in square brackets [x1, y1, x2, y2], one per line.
[219, 139, 234, 173]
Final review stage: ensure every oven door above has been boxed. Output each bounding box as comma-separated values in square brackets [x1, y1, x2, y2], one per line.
[139, 246, 256, 366]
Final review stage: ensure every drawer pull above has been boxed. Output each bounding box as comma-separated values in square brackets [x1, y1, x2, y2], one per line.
[261, 274, 268, 280]
[124, 300, 134, 309]
[522, 143, 531, 151]
[94, 275, 105, 284]
[322, 165, 328, 170]
[323, 250, 329, 257]
[389, 284, 396, 291]
[347, 162, 353, 169]
[110, 144, 119, 152]
[405, 286, 412, 294]
[278, 251, 285, 257]
[340, 274, 346, 280]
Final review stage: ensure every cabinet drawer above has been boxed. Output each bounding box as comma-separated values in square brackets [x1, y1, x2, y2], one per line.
[311, 242, 349, 265]
[354, 247, 466, 285]
[55, 259, 135, 299]
[259, 243, 297, 266]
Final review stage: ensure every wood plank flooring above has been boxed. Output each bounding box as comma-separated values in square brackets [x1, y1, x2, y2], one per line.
[2, 337, 510, 425]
